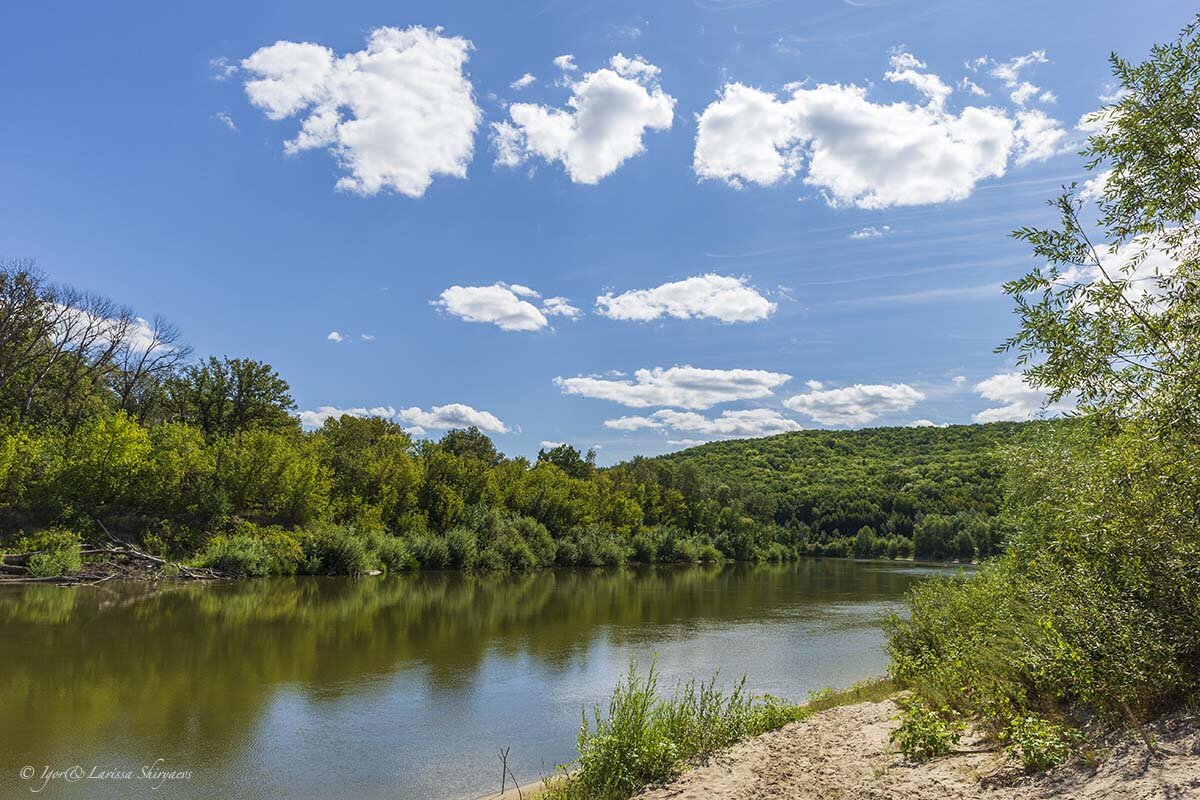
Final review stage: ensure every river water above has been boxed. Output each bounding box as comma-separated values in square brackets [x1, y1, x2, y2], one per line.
[0, 560, 962, 799]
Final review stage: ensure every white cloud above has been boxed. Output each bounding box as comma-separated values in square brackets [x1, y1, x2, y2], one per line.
[849, 225, 891, 240]
[299, 404, 396, 429]
[396, 403, 510, 433]
[909, 419, 949, 428]
[491, 53, 675, 183]
[210, 56, 238, 81]
[540, 440, 566, 449]
[510, 73, 536, 90]
[667, 439, 706, 447]
[360, 333, 375, 342]
[952, 375, 967, 387]
[242, 26, 481, 197]
[556, 365, 792, 409]
[595, 274, 775, 322]
[989, 50, 1047, 88]
[1054, 234, 1176, 312]
[783, 382, 924, 426]
[1079, 168, 1112, 201]
[542, 296, 582, 318]
[604, 407, 803, 438]
[327, 331, 344, 342]
[884, 51, 951, 107]
[214, 111, 237, 131]
[1014, 109, 1069, 166]
[553, 54, 577, 72]
[434, 283, 577, 331]
[972, 372, 1071, 422]
[694, 49, 1071, 207]
[957, 77, 988, 97]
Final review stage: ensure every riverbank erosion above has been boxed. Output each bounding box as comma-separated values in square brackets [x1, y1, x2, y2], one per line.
[634, 699, 1200, 800]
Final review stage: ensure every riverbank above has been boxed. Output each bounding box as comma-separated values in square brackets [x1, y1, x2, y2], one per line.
[634, 698, 1200, 800]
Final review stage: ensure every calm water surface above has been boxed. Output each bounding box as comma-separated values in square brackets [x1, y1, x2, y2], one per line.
[0, 561, 963, 799]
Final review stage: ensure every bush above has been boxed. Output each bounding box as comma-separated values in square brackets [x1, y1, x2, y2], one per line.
[889, 698, 964, 762]
[408, 533, 450, 569]
[18, 529, 84, 578]
[300, 525, 373, 574]
[544, 662, 809, 800]
[199, 534, 275, 577]
[365, 530, 417, 573]
[445, 527, 477, 568]
[1001, 715, 1079, 772]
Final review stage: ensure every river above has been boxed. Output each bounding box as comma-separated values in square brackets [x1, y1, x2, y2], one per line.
[0, 560, 963, 799]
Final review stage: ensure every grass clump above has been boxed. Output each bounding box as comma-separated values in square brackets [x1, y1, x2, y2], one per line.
[541, 664, 885, 800]
[18, 528, 84, 577]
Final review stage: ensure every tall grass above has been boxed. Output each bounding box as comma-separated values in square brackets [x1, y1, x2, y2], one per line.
[541, 662, 895, 800]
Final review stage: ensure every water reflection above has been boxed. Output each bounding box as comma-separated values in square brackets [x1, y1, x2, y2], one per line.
[0, 561, 953, 800]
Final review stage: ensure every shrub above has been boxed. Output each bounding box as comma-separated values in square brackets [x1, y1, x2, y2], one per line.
[408, 533, 450, 569]
[19, 529, 83, 578]
[445, 527, 477, 568]
[300, 525, 373, 574]
[630, 531, 659, 564]
[889, 698, 964, 762]
[1001, 715, 1079, 772]
[365, 530, 417, 573]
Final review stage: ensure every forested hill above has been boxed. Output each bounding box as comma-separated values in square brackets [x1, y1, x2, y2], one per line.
[631, 421, 1045, 558]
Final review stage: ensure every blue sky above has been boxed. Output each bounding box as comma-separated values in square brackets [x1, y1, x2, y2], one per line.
[1, 0, 1191, 463]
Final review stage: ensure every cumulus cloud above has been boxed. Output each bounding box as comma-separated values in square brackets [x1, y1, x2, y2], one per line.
[595, 274, 775, 323]
[540, 440, 566, 449]
[510, 72, 536, 90]
[783, 382, 924, 425]
[242, 26, 481, 197]
[327, 331, 344, 342]
[1014, 109, 1069, 166]
[972, 372, 1071, 423]
[396, 403, 510, 433]
[909, 419, 949, 428]
[214, 111, 237, 131]
[299, 405, 396, 429]
[556, 365, 792, 409]
[604, 407, 802, 439]
[849, 225, 891, 240]
[492, 53, 675, 183]
[298, 402, 507, 433]
[553, 54, 577, 72]
[694, 49, 1069, 207]
[434, 283, 577, 331]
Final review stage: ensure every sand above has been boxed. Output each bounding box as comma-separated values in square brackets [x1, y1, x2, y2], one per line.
[635, 699, 1200, 800]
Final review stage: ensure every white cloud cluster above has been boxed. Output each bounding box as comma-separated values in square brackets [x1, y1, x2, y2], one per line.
[298, 402, 508, 434]
[694, 50, 1068, 207]
[849, 225, 891, 240]
[510, 73, 536, 90]
[242, 26, 481, 197]
[299, 405, 396, 429]
[595, 274, 775, 323]
[396, 403, 510, 434]
[909, 419, 949, 428]
[783, 382, 924, 425]
[492, 54, 675, 183]
[434, 283, 579, 331]
[605, 407, 802, 439]
[556, 365, 792, 409]
[972, 372, 1071, 422]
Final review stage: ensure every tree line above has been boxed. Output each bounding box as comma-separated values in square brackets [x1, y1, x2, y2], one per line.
[0, 261, 1022, 577]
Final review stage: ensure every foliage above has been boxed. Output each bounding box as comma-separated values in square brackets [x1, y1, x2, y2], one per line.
[889, 697, 964, 762]
[1000, 715, 1080, 772]
[889, 16, 1200, 772]
[17, 528, 83, 578]
[543, 661, 810, 800]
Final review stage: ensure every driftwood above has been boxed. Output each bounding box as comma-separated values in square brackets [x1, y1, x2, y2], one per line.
[0, 520, 227, 586]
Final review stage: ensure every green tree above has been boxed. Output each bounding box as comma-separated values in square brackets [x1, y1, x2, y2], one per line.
[167, 356, 296, 438]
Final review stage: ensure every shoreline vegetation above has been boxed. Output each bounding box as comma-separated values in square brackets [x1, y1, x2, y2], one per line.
[508, 17, 1200, 800]
[0, 254, 1026, 580]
